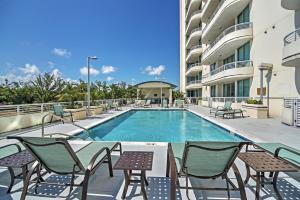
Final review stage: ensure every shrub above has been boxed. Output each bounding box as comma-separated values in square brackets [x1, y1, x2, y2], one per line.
[246, 98, 263, 105]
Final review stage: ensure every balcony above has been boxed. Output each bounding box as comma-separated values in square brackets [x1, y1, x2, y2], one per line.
[201, 0, 220, 22]
[186, 27, 202, 48]
[202, 0, 251, 43]
[281, 0, 300, 10]
[186, 45, 203, 62]
[186, 10, 202, 35]
[186, 63, 203, 76]
[186, 0, 202, 22]
[202, 60, 253, 85]
[282, 29, 300, 67]
[202, 22, 253, 65]
[186, 79, 203, 89]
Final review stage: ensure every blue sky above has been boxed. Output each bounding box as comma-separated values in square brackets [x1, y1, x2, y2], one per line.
[0, 0, 179, 86]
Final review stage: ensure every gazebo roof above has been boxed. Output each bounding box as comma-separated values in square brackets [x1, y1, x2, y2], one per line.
[133, 81, 177, 89]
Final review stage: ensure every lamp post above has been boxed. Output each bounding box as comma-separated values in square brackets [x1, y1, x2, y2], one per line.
[87, 56, 98, 116]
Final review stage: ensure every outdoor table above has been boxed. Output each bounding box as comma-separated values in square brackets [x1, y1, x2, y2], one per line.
[238, 152, 298, 200]
[113, 151, 153, 200]
[0, 149, 35, 193]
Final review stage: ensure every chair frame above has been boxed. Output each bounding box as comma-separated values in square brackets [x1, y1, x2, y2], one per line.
[9, 136, 121, 200]
[51, 104, 73, 123]
[166, 142, 248, 200]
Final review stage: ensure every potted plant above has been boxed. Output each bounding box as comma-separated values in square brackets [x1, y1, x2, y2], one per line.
[242, 98, 268, 119]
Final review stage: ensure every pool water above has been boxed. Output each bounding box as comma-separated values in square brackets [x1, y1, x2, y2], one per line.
[78, 110, 243, 142]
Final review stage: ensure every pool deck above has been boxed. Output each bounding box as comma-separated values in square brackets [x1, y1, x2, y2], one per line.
[0, 105, 300, 199]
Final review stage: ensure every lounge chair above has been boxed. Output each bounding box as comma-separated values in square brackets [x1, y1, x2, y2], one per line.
[107, 100, 119, 110]
[144, 99, 152, 108]
[174, 99, 186, 108]
[210, 101, 233, 115]
[167, 141, 247, 200]
[215, 109, 244, 118]
[8, 136, 122, 200]
[51, 104, 73, 123]
[162, 99, 168, 108]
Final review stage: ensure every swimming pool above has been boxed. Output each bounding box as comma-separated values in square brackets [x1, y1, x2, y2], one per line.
[78, 110, 244, 142]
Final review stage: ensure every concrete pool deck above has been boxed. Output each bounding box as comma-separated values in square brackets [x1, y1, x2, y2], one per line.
[0, 105, 299, 199]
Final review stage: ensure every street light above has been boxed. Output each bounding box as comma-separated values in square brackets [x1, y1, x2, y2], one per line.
[87, 56, 98, 116]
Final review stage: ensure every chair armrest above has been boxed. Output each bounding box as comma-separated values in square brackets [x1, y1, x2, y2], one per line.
[87, 147, 110, 171]
[275, 146, 300, 158]
[0, 143, 22, 152]
[216, 106, 223, 110]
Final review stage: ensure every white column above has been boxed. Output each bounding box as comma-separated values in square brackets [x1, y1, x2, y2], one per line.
[137, 89, 140, 100]
[169, 88, 173, 106]
[235, 80, 238, 102]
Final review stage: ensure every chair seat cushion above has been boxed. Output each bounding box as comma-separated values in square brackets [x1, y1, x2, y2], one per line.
[171, 143, 185, 173]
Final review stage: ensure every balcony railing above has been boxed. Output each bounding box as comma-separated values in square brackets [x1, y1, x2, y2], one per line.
[284, 28, 300, 46]
[202, 60, 252, 79]
[186, 79, 202, 86]
[202, 22, 252, 58]
[186, 62, 201, 72]
[186, 27, 202, 43]
[202, 96, 251, 103]
[202, 0, 226, 33]
[186, 44, 202, 57]
[186, 9, 202, 24]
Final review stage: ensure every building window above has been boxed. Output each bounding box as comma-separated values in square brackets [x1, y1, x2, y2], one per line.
[238, 78, 250, 97]
[162, 93, 165, 97]
[210, 63, 216, 72]
[210, 85, 216, 97]
[238, 5, 250, 24]
[223, 83, 235, 97]
[223, 54, 235, 65]
[238, 42, 250, 61]
[154, 94, 157, 97]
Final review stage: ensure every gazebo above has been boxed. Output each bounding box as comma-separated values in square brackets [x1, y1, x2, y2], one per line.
[133, 81, 177, 105]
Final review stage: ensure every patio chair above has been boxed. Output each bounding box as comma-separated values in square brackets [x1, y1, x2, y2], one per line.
[107, 100, 119, 110]
[215, 109, 244, 119]
[210, 101, 233, 115]
[8, 136, 122, 200]
[174, 99, 186, 108]
[51, 104, 73, 123]
[144, 99, 152, 108]
[167, 141, 247, 200]
[162, 99, 168, 108]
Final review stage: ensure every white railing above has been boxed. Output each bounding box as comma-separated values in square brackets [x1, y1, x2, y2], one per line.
[202, 22, 252, 58]
[284, 28, 300, 46]
[186, 79, 202, 86]
[202, 60, 252, 79]
[202, 0, 226, 33]
[186, 62, 201, 72]
[0, 98, 131, 117]
[186, 45, 202, 57]
[186, 9, 202, 23]
[202, 96, 250, 103]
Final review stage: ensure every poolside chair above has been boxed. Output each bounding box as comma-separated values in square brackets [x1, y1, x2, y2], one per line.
[144, 99, 152, 108]
[162, 99, 168, 108]
[210, 101, 233, 115]
[107, 100, 119, 110]
[215, 109, 245, 119]
[167, 141, 247, 200]
[51, 104, 73, 123]
[174, 99, 184, 108]
[8, 136, 122, 200]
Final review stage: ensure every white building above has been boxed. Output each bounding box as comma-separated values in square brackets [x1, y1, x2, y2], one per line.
[180, 0, 300, 117]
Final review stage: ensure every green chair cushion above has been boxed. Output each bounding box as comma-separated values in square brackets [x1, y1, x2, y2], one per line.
[171, 143, 185, 173]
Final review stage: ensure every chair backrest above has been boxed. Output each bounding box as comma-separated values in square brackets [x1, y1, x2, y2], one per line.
[53, 104, 64, 116]
[145, 99, 151, 105]
[11, 137, 85, 174]
[224, 101, 232, 110]
[107, 100, 113, 107]
[181, 141, 244, 178]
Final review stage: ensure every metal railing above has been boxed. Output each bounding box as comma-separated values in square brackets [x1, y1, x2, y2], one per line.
[284, 28, 300, 46]
[202, 60, 253, 79]
[283, 98, 300, 127]
[186, 62, 201, 72]
[202, 96, 250, 103]
[186, 44, 202, 57]
[186, 9, 202, 25]
[0, 98, 129, 118]
[202, 0, 226, 33]
[202, 22, 252, 58]
[186, 27, 202, 43]
[186, 79, 202, 86]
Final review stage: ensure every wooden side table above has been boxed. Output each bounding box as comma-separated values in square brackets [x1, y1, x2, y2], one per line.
[238, 152, 298, 200]
[113, 151, 153, 200]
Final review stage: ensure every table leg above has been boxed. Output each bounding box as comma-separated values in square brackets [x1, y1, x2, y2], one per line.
[122, 170, 130, 199]
[273, 172, 283, 200]
[255, 172, 261, 200]
[244, 164, 250, 184]
[7, 167, 15, 193]
[141, 170, 148, 200]
[144, 171, 149, 186]
[22, 165, 28, 184]
[261, 172, 265, 187]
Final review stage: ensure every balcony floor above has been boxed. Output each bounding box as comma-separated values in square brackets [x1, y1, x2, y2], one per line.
[0, 105, 300, 199]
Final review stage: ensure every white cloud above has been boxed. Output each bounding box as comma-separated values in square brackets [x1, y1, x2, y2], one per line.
[65, 78, 79, 84]
[48, 61, 55, 69]
[80, 66, 100, 76]
[51, 68, 62, 78]
[52, 48, 71, 58]
[101, 65, 117, 74]
[106, 76, 114, 81]
[143, 65, 166, 76]
[19, 64, 40, 75]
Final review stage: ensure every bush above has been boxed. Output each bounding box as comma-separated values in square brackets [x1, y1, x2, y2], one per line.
[246, 98, 263, 105]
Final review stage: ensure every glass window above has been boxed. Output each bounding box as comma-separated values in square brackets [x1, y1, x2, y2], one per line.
[238, 5, 250, 24]
[223, 83, 235, 97]
[154, 94, 157, 97]
[210, 85, 216, 97]
[237, 78, 250, 97]
[223, 54, 235, 65]
[210, 63, 216, 71]
[238, 42, 250, 61]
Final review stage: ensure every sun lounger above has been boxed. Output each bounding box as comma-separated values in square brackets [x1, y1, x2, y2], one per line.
[167, 141, 247, 200]
[210, 101, 233, 115]
[51, 104, 73, 123]
[215, 109, 244, 118]
[107, 100, 119, 110]
[144, 99, 152, 108]
[8, 136, 122, 200]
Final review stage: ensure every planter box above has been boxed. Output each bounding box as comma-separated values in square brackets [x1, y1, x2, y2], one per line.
[65, 108, 87, 120]
[198, 100, 202, 106]
[242, 103, 268, 119]
[90, 106, 104, 115]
